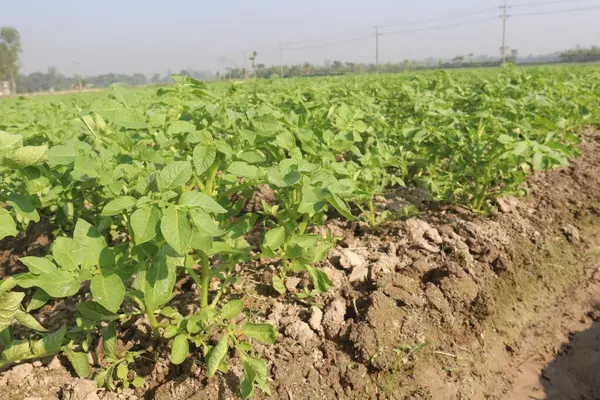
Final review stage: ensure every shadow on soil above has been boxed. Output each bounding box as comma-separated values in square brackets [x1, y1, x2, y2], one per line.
[540, 306, 600, 400]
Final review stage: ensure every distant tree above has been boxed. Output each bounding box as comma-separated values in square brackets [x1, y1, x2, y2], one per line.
[151, 73, 161, 83]
[507, 49, 519, 63]
[249, 51, 258, 78]
[0, 27, 22, 93]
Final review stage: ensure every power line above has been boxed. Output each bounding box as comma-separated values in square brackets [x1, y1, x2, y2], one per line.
[282, 34, 373, 51]
[511, 4, 600, 15]
[381, 16, 499, 37]
[379, 7, 499, 29]
[511, 0, 591, 8]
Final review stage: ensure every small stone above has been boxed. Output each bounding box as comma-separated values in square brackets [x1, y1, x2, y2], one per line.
[47, 356, 62, 370]
[32, 361, 43, 367]
[62, 379, 99, 400]
[285, 320, 315, 346]
[285, 277, 301, 293]
[7, 363, 34, 386]
[562, 224, 580, 243]
[338, 249, 367, 271]
[322, 299, 346, 338]
[309, 306, 323, 332]
[348, 264, 368, 283]
[425, 283, 451, 314]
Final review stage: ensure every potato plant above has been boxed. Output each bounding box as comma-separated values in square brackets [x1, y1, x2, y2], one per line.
[0, 66, 599, 397]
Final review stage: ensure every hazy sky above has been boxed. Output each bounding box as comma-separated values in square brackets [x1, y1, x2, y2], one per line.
[1, 0, 599, 76]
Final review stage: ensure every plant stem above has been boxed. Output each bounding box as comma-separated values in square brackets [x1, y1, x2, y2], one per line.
[298, 214, 310, 235]
[204, 156, 221, 196]
[200, 251, 210, 308]
[145, 307, 159, 338]
[368, 199, 376, 225]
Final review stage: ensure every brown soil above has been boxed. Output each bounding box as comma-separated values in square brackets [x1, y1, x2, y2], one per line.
[2, 130, 600, 400]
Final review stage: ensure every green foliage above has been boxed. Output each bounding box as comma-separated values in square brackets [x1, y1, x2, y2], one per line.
[0, 67, 598, 396]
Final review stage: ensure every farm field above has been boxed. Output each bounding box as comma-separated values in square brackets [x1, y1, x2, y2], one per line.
[1, 65, 600, 399]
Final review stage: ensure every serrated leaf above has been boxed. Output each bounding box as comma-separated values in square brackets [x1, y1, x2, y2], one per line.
[90, 273, 125, 313]
[14, 310, 47, 331]
[101, 196, 137, 216]
[240, 323, 277, 344]
[157, 161, 192, 191]
[220, 300, 244, 320]
[171, 334, 189, 365]
[7, 193, 40, 222]
[206, 335, 229, 377]
[65, 348, 91, 378]
[131, 206, 160, 245]
[179, 191, 227, 214]
[193, 144, 217, 175]
[160, 206, 192, 255]
[0, 209, 17, 240]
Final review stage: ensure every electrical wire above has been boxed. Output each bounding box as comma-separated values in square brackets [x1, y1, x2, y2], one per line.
[283, 34, 374, 51]
[511, 0, 592, 8]
[511, 4, 600, 15]
[381, 16, 500, 37]
[379, 7, 499, 29]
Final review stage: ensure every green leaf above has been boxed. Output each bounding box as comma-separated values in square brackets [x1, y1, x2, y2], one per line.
[171, 334, 189, 365]
[90, 98, 147, 129]
[179, 191, 227, 214]
[307, 266, 333, 293]
[189, 209, 224, 237]
[14, 310, 47, 331]
[64, 348, 91, 378]
[167, 120, 196, 136]
[131, 206, 160, 245]
[240, 323, 277, 345]
[103, 321, 117, 360]
[0, 291, 24, 331]
[272, 275, 286, 295]
[19, 256, 57, 275]
[26, 289, 50, 312]
[193, 144, 217, 175]
[47, 144, 76, 166]
[132, 377, 146, 388]
[2, 340, 31, 361]
[0, 131, 22, 153]
[52, 237, 82, 271]
[227, 161, 260, 179]
[263, 226, 285, 251]
[3, 145, 48, 168]
[327, 193, 356, 220]
[17, 270, 80, 298]
[144, 253, 176, 310]
[157, 161, 192, 191]
[101, 196, 137, 216]
[160, 206, 192, 255]
[116, 363, 129, 379]
[206, 335, 229, 377]
[31, 325, 66, 356]
[220, 300, 244, 320]
[77, 302, 116, 322]
[0, 209, 17, 240]
[73, 219, 107, 268]
[7, 193, 40, 222]
[90, 273, 125, 313]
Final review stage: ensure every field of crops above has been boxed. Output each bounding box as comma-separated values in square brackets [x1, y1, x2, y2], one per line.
[0, 66, 599, 398]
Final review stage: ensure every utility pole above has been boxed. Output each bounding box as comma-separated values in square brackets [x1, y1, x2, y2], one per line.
[374, 25, 381, 70]
[500, 0, 510, 63]
[279, 42, 284, 77]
